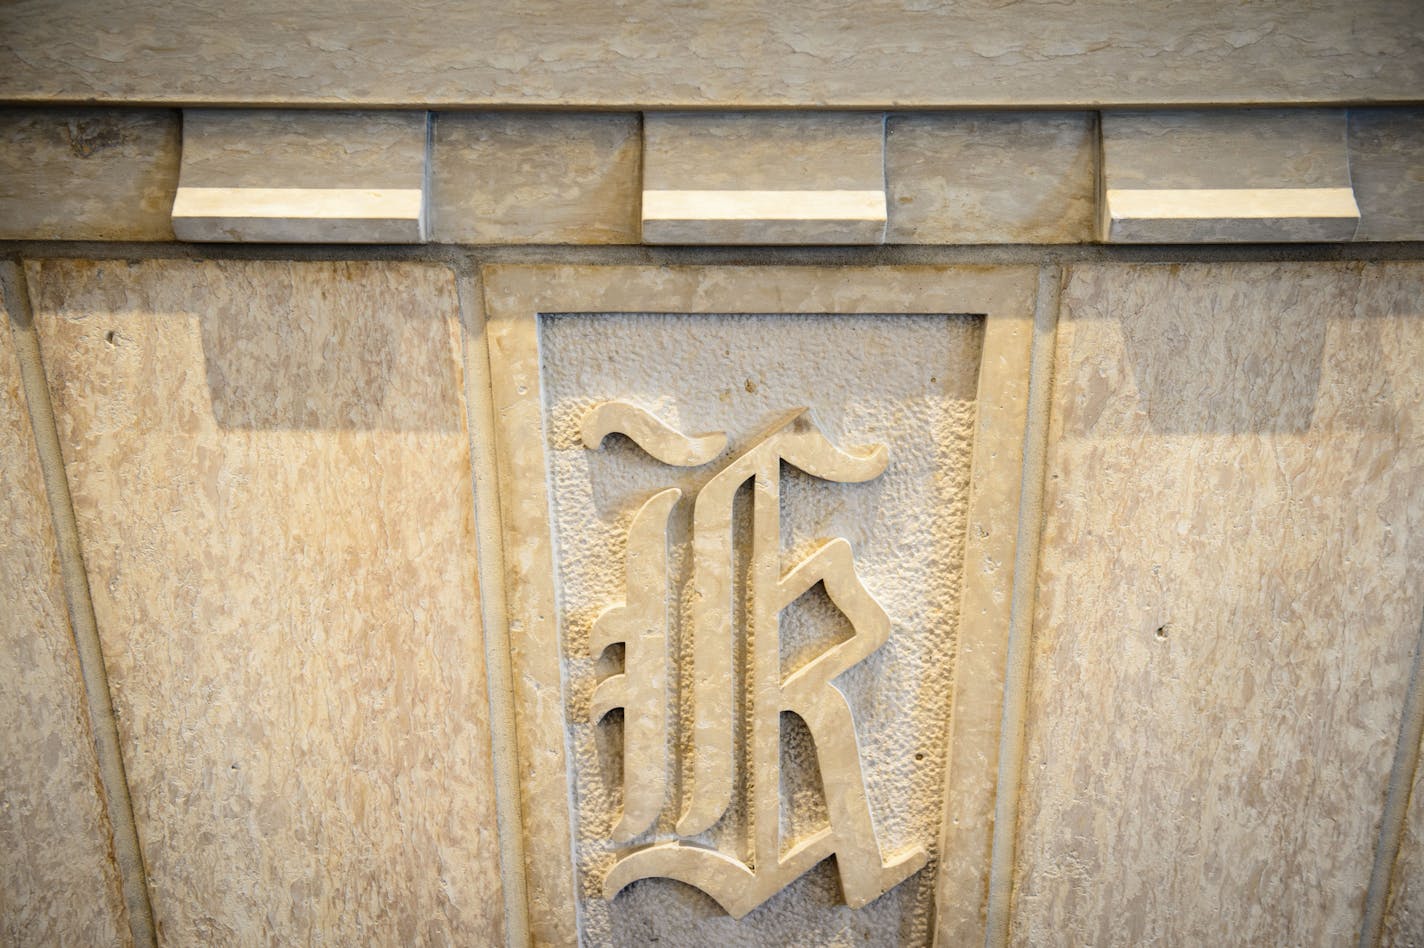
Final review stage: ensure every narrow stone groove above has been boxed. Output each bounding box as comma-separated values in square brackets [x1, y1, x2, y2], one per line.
[455, 263, 532, 948]
[1359, 603, 1424, 947]
[1, 260, 158, 948]
[983, 263, 1061, 948]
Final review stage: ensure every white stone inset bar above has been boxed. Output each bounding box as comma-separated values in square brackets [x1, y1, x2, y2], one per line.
[1106, 188, 1360, 221]
[641, 112, 887, 245]
[172, 110, 429, 243]
[1100, 110, 1361, 244]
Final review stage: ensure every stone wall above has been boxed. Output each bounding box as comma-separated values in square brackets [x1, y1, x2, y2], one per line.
[3, 248, 1423, 946]
[2, 8, 1423, 941]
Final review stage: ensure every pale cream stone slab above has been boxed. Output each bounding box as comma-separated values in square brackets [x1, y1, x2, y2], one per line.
[0, 108, 179, 241]
[1013, 262, 1424, 945]
[0, 272, 130, 945]
[481, 264, 1038, 945]
[1100, 110, 1360, 243]
[1349, 108, 1424, 243]
[430, 112, 641, 244]
[27, 258, 504, 944]
[641, 113, 887, 244]
[2, 0, 1422, 109]
[172, 110, 429, 243]
[886, 113, 1096, 245]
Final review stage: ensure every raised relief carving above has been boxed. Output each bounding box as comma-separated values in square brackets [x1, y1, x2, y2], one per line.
[584, 401, 928, 918]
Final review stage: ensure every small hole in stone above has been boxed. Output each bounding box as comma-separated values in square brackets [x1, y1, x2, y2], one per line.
[1155, 625, 1169, 641]
[104, 330, 117, 346]
[914, 752, 925, 762]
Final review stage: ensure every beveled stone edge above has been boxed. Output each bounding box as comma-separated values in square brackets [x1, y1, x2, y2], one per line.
[480, 263, 1041, 941]
[2, 107, 1422, 245]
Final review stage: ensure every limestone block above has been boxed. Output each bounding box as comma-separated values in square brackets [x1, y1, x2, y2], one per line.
[885, 112, 1096, 244]
[0, 272, 131, 945]
[27, 258, 504, 944]
[481, 265, 1038, 946]
[1349, 109, 1424, 243]
[641, 113, 887, 244]
[1, 0, 1421, 109]
[430, 112, 640, 244]
[0, 108, 179, 241]
[1013, 262, 1424, 945]
[171, 110, 428, 243]
[1100, 110, 1360, 243]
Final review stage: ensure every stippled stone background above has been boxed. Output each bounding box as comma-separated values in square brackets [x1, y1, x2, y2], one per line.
[540, 311, 982, 946]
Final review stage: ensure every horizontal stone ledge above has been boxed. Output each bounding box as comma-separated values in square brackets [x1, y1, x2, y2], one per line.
[0, 107, 1421, 245]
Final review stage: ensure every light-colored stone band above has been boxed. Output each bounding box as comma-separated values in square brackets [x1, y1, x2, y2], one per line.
[1105, 187, 1361, 221]
[171, 187, 424, 220]
[642, 189, 888, 222]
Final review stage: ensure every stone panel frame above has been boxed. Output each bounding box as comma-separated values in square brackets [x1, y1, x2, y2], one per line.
[479, 265, 1045, 945]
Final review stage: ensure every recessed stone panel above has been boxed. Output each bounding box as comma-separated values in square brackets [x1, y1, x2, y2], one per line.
[28, 258, 504, 944]
[886, 112, 1096, 245]
[0, 108, 179, 241]
[1348, 108, 1424, 243]
[482, 265, 1039, 945]
[430, 111, 641, 244]
[1014, 262, 1424, 944]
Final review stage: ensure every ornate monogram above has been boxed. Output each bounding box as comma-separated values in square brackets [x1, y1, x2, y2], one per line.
[583, 401, 926, 917]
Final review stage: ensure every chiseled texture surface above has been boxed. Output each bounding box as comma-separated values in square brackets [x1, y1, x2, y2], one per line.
[0, 108, 178, 240]
[1349, 109, 1424, 243]
[885, 112, 1095, 245]
[27, 258, 504, 945]
[2, 0, 1421, 108]
[541, 311, 981, 946]
[1386, 744, 1424, 946]
[431, 112, 641, 244]
[0, 280, 130, 944]
[1013, 262, 1424, 946]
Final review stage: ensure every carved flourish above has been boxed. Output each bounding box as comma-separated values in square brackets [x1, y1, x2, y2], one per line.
[583, 401, 926, 917]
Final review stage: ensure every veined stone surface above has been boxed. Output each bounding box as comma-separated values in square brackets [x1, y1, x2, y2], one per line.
[1014, 262, 1424, 945]
[1, 0, 1421, 108]
[1349, 108, 1424, 243]
[1100, 110, 1359, 243]
[172, 110, 429, 243]
[885, 112, 1096, 245]
[27, 259, 504, 945]
[430, 112, 641, 244]
[641, 113, 887, 245]
[0, 273, 130, 945]
[0, 108, 179, 241]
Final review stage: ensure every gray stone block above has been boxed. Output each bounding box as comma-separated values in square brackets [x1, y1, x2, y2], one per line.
[641, 112, 887, 245]
[171, 110, 428, 243]
[430, 112, 640, 244]
[1100, 110, 1359, 244]
[886, 112, 1096, 245]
